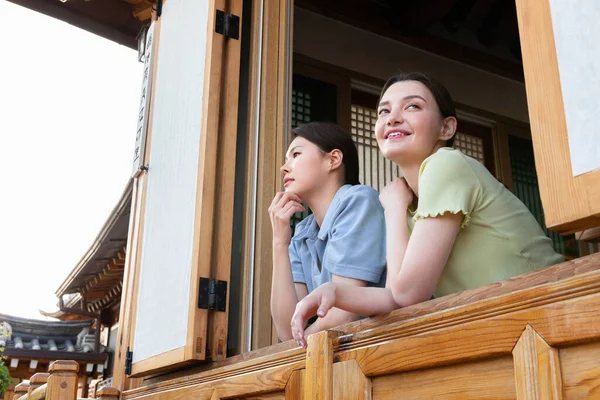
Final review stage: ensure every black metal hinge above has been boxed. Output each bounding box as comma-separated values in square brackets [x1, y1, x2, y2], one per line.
[198, 278, 227, 312]
[125, 347, 133, 375]
[215, 10, 240, 40]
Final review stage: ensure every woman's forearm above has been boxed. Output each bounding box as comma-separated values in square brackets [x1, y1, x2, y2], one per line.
[271, 243, 300, 340]
[330, 284, 397, 317]
[385, 209, 410, 286]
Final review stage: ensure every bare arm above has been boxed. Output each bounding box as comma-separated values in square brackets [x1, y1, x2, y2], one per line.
[386, 211, 462, 306]
[302, 275, 374, 337]
[291, 178, 462, 346]
[269, 192, 306, 340]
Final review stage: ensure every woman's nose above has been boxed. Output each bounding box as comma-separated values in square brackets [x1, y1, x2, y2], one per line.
[387, 108, 403, 125]
[280, 161, 290, 176]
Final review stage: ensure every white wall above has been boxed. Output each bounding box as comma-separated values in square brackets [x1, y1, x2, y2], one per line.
[294, 8, 530, 123]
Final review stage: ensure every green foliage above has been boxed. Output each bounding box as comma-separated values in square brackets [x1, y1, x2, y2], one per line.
[0, 324, 14, 395]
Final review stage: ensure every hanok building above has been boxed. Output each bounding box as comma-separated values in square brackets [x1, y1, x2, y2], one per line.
[7, 0, 600, 398]
[0, 314, 106, 399]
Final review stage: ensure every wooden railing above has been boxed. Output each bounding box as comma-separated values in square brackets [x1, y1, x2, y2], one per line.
[10, 361, 119, 400]
[121, 253, 600, 399]
[13, 254, 599, 399]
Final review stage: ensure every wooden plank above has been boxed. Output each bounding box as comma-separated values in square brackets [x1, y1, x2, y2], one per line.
[123, 360, 304, 399]
[577, 227, 600, 243]
[112, 15, 162, 392]
[97, 387, 121, 400]
[130, 347, 187, 376]
[512, 325, 563, 399]
[304, 331, 338, 400]
[286, 370, 304, 400]
[28, 373, 49, 397]
[559, 342, 600, 399]
[184, 0, 224, 363]
[333, 253, 600, 338]
[244, 392, 286, 399]
[336, 269, 600, 376]
[207, 0, 244, 362]
[251, 0, 284, 350]
[372, 357, 515, 399]
[514, 0, 600, 233]
[333, 360, 370, 400]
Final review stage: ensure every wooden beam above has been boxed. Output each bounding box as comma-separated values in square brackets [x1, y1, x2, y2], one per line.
[295, 0, 524, 82]
[7, 0, 139, 49]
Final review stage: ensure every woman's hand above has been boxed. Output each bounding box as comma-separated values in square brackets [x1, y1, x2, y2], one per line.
[268, 192, 305, 247]
[379, 178, 414, 212]
[290, 282, 337, 348]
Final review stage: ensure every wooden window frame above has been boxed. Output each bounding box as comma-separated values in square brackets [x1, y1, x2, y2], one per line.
[113, 0, 244, 383]
[515, 0, 600, 234]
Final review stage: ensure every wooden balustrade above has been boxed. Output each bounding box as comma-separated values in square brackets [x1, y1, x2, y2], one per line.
[120, 253, 600, 399]
[13, 382, 29, 400]
[11, 253, 600, 399]
[10, 361, 119, 400]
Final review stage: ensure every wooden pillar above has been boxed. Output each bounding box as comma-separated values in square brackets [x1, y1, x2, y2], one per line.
[28, 373, 50, 397]
[13, 382, 29, 400]
[304, 331, 339, 400]
[46, 360, 79, 400]
[512, 325, 563, 399]
[96, 387, 120, 400]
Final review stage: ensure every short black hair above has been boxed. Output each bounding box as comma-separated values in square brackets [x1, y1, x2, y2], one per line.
[292, 122, 360, 185]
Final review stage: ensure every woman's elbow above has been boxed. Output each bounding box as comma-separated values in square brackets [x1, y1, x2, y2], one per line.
[390, 283, 431, 308]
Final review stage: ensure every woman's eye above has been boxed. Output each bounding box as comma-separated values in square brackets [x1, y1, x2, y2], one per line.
[378, 108, 389, 115]
[293, 152, 301, 158]
[406, 104, 420, 110]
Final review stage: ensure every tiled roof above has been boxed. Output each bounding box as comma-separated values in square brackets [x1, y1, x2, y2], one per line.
[0, 314, 102, 354]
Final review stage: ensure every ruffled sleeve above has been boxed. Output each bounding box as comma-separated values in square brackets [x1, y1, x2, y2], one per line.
[414, 149, 481, 229]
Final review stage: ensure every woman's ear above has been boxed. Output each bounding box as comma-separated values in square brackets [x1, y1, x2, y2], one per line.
[439, 116, 457, 143]
[328, 149, 344, 171]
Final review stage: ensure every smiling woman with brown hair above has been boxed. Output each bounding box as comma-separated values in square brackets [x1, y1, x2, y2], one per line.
[290, 73, 563, 348]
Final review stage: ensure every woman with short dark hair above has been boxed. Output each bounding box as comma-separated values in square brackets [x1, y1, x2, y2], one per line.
[269, 122, 386, 341]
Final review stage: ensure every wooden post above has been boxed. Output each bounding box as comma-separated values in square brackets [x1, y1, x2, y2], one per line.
[96, 387, 120, 400]
[46, 360, 79, 400]
[4, 383, 16, 400]
[333, 360, 371, 399]
[28, 373, 50, 397]
[285, 370, 304, 400]
[303, 330, 339, 400]
[512, 325, 563, 399]
[13, 382, 29, 400]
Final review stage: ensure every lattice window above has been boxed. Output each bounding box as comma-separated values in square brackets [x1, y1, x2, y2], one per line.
[351, 104, 402, 191]
[453, 132, 485, 165]
[291, 90, 311, 128]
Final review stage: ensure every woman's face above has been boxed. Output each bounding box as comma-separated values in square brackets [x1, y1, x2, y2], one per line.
[280, 136, 330, 199]
[375, 80, 448, 165]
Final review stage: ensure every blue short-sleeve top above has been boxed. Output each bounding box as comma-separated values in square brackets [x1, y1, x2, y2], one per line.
[289, 184, 387, 292]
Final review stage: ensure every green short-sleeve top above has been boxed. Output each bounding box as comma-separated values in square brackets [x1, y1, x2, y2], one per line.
[407, 148, 564, 297]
